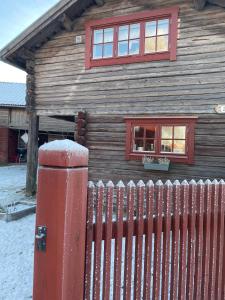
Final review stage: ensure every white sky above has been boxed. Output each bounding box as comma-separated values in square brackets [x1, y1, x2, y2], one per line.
[0, 62, 26, 83]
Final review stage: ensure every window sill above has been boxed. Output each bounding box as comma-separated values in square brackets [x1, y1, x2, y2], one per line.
[126, 153, 193, 164]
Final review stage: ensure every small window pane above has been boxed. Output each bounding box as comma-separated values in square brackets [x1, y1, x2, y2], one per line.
[161, 140, 172, 153]
[174, 140, 186, 154]
[130, 23, 140, 39]
[145, 140, 155, 152]
[129, 39, 140, 55]
[145, 37, 156, 53]
[157, 19, 169, 35]
[145, 21, 157, 37]
[118, 41, 128, 56]
[157, 35, 168, 52]
[134, 126, 144, 138]
[174, 126, 186, 139]
[134, 139, 144, 151]
[119, 25, 129, 41]
[161, 126, 173, 139]
[103, 43, 113, 58]
[93, 44, 103, 59]
[104, 28, 114, 43]
[93, 29, 103, 44]
[146, 126, 156, 138]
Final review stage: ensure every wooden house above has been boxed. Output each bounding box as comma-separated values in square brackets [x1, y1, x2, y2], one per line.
[0, 82, 74, 164]
[0, 0, 225, 194]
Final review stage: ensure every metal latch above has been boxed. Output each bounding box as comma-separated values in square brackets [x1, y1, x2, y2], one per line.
[35, 225, 47, 252]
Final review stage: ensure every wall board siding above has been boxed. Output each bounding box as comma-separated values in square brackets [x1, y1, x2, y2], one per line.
[0, 109, 9, 127]
[33, 0, 225, 181]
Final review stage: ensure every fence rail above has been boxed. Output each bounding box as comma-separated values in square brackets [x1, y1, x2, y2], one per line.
[84, 179, 225, 300]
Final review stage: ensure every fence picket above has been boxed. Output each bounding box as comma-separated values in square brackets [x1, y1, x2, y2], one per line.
[178, 180, 189, 300]
[143, 180, 154, 300]
[113, 181, 125, 300]
[93, 180, 104, 300]
[216, 180, 225, 300]
[123, 181, 135, 300]
[201, 179, 212, 300]
[134, 181, 145, 300]
[162, 180, 172, 300]
[208, 180, 219, 299]
[170, 180, 180, 300]
[153, 180, 164, 300]
[103, 181, 114, 300]
[85, 182, 95, 300]
[193, 180, 204, 299]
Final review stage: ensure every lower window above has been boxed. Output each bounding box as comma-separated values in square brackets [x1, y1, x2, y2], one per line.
[125, 117, 198, 164]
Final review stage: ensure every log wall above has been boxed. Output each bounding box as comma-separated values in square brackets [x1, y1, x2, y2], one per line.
[33, 0, 225, 181]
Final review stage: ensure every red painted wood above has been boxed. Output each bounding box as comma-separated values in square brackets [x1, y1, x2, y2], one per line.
[93, 181, 104, 300]
[84, 182, 95, 300]
[85, 7, 179, 69]
[134, 181, 145, 300]
[123, 181, 135, 300]
[193, 180, 204, 299]
[178, 180, 189, 300]
[153, 181, 163, 300]
[201, 180, 212, 300]
[143, 180, 154, 300]
[170, 180, 180, 299]
[103, 181, 114, 300]
[186, 180, 197, 300]
[161, 180, 172, 300]
[113, 181, 125, 300]
[216, 180, 225, 300]
[208, 180, 219, 300]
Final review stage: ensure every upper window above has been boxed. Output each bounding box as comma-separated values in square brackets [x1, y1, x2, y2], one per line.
[85, 7, 179, 69]
[125, 117, 198, 164]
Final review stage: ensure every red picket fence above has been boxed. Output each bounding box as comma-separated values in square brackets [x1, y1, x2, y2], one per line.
[84, 179, 225, 300]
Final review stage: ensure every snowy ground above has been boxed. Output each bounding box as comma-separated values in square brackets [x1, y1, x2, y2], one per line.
[0, 165, 36, 299]
[0, 165, 35, 208]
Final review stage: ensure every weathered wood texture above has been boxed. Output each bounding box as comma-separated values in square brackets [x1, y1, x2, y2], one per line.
[33, 0, 225, 181]
[0, 109, 9, 127]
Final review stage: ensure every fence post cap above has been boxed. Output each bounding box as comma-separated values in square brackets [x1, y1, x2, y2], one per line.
[39, 139, 88, 168]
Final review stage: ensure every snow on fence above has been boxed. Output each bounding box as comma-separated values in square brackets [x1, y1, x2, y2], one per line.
[85, 179, 225, 300]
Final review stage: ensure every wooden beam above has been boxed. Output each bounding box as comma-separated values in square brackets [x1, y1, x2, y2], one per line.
[193, 0, 207, 10]
[94, 0, 105, 6]
[26, 111, 39, 196]
[59, 13, 73, 31]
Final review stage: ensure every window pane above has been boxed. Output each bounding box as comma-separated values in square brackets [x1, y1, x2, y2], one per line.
[93, 29, 103, 44]
[145, 140, 155, 152]
[145, 37, 156, 53]
[134, 126, 144, 138]
[161, 140, 172, 153]
[157, 19, 169, 35]
[174, 126, 186, 139]
[104, 28, 114, 43]
[119, 25, 129, 41]
[129, 39, 140, 55]
[134, 139, 144, 151]
[118, 41, 128, 56]
[146, 126, 156, 138]
[174, 140, 186, 154]
[130, 23, 140, 39]
[161, 126, 173, 139]
[145, 21, 157, 37]
[93, 44, 103, 59]
[157, 35, 168, 52]
[103, 43, 113, 58]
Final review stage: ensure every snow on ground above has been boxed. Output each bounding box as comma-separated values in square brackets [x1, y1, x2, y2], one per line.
[0, 165, 34, 208]
[0, 214, 35, 300]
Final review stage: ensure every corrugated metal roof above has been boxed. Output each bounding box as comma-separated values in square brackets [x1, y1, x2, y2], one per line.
[0, 82, 26, 107]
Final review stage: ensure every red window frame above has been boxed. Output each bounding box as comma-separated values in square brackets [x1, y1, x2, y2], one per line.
[85, 7, 179, 69]
[125, 117, 198, 164]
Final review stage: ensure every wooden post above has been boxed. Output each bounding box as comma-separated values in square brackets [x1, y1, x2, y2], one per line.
[26, 61, 39, 196]
[33, 139, 89, 300]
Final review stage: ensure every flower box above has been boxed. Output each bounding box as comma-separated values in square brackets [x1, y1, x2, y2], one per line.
[142, 156, 170, 171]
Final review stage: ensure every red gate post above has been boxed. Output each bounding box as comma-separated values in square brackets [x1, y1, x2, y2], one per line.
[33, 139, 89, 300]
